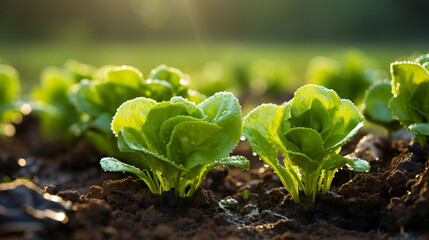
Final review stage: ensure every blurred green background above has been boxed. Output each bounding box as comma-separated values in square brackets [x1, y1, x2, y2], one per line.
[0, 0, 428, 101]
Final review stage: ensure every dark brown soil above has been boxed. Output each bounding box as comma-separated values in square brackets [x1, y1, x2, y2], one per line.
[1, 116, 429, 240]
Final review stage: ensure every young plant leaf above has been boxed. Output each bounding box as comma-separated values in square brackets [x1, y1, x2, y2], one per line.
[244, 84, 368, 203]
[102, 92, 249, 197]
[363, 80, 401, 131]
[388, 57, 429, 145]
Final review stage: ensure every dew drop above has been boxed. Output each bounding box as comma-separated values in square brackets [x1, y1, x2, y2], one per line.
[240, 135, 246, 141]
[252, 152, 257, 156]
[263, 164, 269, 168]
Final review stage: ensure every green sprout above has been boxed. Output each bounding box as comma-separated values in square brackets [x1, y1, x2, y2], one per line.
[243, 84, 370, 203]
[100, 92, 249, 197]
[388, 55, 429, 145]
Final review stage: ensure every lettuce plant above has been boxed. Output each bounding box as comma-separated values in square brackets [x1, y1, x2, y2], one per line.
[100, 92, 249, 197]
[0, 64, 21, 136]
[69, 65, 205, 134]
[389, 55, 429, 145]
[30, 59, 98, 141]
[68, 64, 205, 154]
[363, 80, 401, 132]
[243, 84, 370, 203]
[31, 65, 81, 141]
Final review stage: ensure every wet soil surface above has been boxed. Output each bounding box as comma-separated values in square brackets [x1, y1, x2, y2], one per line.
[1, 117, 429, 240]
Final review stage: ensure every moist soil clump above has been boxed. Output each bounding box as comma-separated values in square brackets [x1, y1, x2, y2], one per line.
[1, 119, 429, 239]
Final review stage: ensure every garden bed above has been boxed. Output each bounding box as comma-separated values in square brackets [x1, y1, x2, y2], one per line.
[1, 116, 428, 240]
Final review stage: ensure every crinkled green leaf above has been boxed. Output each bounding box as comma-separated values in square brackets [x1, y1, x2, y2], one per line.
[170, 96, 205, 119]
[141, 80, 174, 102]
[68, 80, 105, 117]
[284, 127, 325, 162]
[363, 80, 400, 130]
[199, 92, 241, 126]
[112, 97, 156, 136]
[150, 64, 186, 90]
[289, 84, 341, 113]
[243, 104, 283, 165]
[324, 99, 364, 151]
[141, 102, 190, 152]
[159, 116, 199, 148]
[285, 98, 331, 136]
[409, 81, 429, 121]
[167, 121, 224, 169]
[390, 62, 429, 126]
[118, 127, 187, 170]
[95, 82, 149, 115]
[103, 65, 143, 88]
[198, 92, 242, 153]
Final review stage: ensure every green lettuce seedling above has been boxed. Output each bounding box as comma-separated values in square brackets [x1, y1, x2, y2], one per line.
[68, 65, 205, 154]
[69, 65, 205, 134]
[30, 59, 96, 141]
[243, 84, 370, 203]
[31, 65, 81, 141]
[0, 64, 21, 136]
[363, 80, 401, 132]
[389, 56, 429, 145]
[100, 92, 249, 197]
